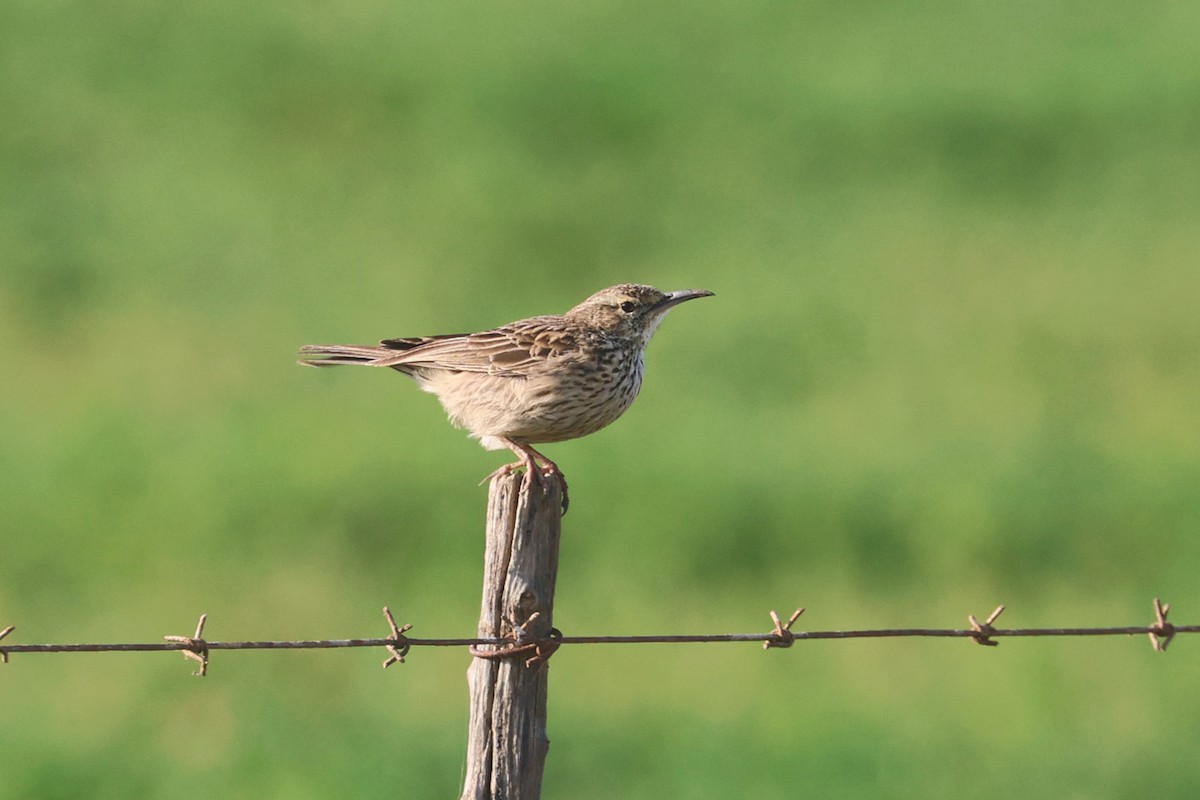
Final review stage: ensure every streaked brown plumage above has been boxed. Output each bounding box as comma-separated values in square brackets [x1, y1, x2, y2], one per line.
[299, 284, 713, 507]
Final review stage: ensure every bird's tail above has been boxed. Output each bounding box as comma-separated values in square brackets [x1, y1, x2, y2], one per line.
[298, 344, 392, 367]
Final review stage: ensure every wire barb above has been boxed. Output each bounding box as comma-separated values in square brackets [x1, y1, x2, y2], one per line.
[0, 625, 14, 664]
[1149, 597, 1175, 653]
[969, 605, 1005, 647]
[763, 608, 805, 650]
[381, 607, 414, 669]
[164, 614, 210, 676]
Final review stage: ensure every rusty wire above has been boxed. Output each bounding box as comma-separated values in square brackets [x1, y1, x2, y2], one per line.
[0, 601, 1194, 675]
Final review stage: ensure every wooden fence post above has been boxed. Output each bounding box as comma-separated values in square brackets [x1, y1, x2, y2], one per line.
[460, 470, 564, 800]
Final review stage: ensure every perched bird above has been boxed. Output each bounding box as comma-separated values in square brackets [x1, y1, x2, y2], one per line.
[299, 284, 713, 509]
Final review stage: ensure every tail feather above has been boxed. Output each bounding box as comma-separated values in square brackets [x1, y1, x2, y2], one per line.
[298, 344, 391, 367]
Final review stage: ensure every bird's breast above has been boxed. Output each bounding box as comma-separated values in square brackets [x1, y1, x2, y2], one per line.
[418, 343, 647, 445]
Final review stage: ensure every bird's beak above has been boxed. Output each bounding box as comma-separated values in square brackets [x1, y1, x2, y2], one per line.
[656, 289, 715, 311]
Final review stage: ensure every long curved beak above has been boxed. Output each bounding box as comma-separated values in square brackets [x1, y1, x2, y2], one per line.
[656, 289, 715, 311]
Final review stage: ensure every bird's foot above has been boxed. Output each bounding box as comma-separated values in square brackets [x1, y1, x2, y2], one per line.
[488, 438, 569, 515]
[482, 459, 569, 515]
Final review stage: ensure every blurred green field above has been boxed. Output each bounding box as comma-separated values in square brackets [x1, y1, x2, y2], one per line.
[3, 1, 1200, 797]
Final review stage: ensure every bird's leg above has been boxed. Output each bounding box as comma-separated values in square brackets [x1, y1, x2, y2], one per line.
[483, 438, 540, 485]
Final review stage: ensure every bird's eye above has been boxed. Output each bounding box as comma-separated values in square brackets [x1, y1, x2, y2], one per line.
[619, 301, 636, 313]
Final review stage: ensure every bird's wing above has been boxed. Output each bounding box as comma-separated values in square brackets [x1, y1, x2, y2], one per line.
[375, 317, 577, 376]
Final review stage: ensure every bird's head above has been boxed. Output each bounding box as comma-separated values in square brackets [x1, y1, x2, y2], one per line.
[567, 284, 714, 347]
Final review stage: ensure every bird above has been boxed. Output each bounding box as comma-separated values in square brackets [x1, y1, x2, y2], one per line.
[299, 283, 714, 510]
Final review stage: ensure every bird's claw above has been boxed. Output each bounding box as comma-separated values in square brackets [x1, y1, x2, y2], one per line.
[482, 461, 524, 485]
[540, 465, 569, 515]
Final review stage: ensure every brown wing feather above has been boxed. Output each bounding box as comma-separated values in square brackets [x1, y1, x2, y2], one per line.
[371, 317, 579, 376]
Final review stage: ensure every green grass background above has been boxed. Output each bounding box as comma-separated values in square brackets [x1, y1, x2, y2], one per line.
[3, 2, 1199, 797]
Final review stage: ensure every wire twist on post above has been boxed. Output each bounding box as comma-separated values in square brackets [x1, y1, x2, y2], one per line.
[469, 612, 563, 668]
[523, 628, 562, 668]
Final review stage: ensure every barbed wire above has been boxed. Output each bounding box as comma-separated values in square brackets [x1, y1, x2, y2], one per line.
[0, 599, 1192, 675]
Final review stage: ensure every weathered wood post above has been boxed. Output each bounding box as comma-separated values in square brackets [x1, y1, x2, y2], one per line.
[461, 470, 564, 800]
